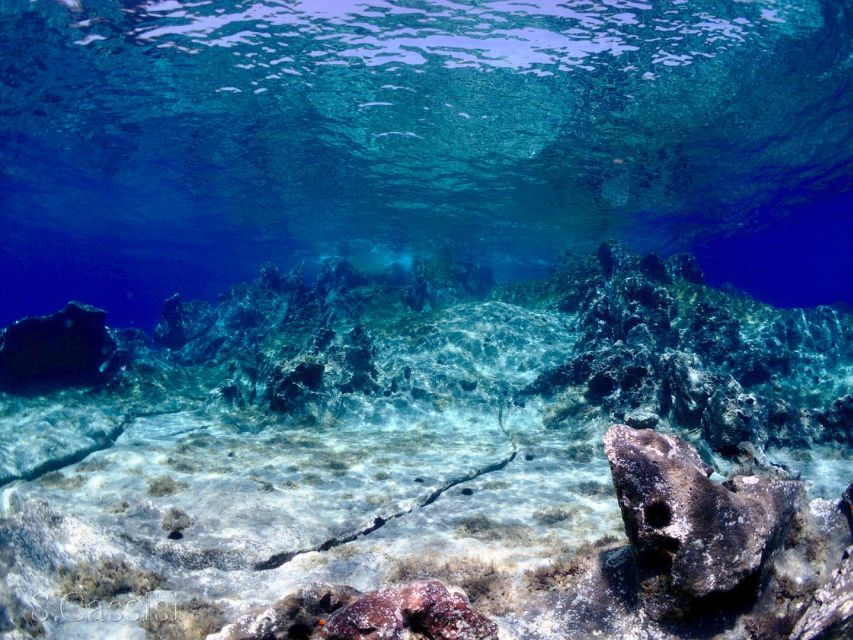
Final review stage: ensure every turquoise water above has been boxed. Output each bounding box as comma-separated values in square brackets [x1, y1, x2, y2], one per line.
[2, 0, 852, 327]
[1, 4, 853, 638]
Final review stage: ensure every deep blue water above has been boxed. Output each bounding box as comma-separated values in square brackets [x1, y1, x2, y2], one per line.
[1, 0, 852, 329]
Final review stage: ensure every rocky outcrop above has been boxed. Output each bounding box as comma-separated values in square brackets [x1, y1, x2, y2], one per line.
[603, 424, 803, 620]
[790, 546, 853, 640]
[0, 302, 116, 390]
[818, 395, 853, 445]
[317, 580, 499, 640]
[153, 294, 216, 350]
[211, 581, 498, 640]
[210, 584, 360, 640]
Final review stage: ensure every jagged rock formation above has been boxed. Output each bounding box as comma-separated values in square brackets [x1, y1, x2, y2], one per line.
[0, 243, 849, 640]
[519, 241, 851, 455]
[603, 424, 803, 620]
[790, 545, 853, 640]
[0, 302, 117, 389]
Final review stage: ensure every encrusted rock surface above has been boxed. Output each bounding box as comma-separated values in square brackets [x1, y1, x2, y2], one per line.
[317, 580, 499, 640]
[790, 545, 853, 640]
[0, 243, 849, 640]
[210, 583, 360, 640]
[603, 424, 804, 620]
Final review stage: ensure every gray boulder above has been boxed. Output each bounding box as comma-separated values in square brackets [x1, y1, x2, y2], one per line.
[603, 424, 803, 620]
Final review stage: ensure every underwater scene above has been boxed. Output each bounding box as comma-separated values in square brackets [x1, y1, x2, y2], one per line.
[1, 0, 852, 638]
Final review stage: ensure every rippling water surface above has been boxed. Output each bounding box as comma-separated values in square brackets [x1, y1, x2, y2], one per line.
[1, 0, 852, 322]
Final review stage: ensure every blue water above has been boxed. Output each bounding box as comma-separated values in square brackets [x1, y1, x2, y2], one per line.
[1, 0, 852, 327]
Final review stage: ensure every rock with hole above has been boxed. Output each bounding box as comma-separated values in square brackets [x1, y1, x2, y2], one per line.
[603, 424, 804, 620]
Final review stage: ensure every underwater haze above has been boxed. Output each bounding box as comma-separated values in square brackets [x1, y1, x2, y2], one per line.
[2, 0, 853, 328]
[1, 2, 853, 640]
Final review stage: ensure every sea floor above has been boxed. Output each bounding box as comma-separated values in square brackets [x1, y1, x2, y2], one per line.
[0, 246, 850, 639]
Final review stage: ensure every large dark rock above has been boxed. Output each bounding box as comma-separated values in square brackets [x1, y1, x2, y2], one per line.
[638, 253, 671, 284]
[603, 424, 803, 620]
[596, 241, 638, 279]
[0, 302, 116, 390]
[318, 580, 498, 640]
[268, 358, 325, 414]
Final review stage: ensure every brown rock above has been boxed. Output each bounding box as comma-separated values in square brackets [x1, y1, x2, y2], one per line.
[318, 579, 499, 640]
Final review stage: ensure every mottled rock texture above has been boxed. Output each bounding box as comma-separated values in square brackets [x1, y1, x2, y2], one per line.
[210, 584, 360, 640]
[603, 424, 803, 620]
[317, 580, 499, 640]
[791, 545, 853, 640]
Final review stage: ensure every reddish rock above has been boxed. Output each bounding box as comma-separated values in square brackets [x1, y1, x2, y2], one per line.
[318, 580, 498, 640]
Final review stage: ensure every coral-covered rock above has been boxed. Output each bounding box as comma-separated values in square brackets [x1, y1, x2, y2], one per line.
[336, 324, 379, 394]
[603, 425, 804, 620]
[701, 387, 767, 452]
[568, 343, 657, 408]
[790, 546, 853, 640]
[659, 350, 721, 426]
[154, 294, 216, 350]
[681, 300, 741, 365]
[665, 253, 704, 284]
[659, 350, 769, 453]
[267, 359, 325, 414]
[318, 580, 499, 640]
[0, 302, 116, 390]
[210, 584, 360, 640]
[818, 395, 853, 445]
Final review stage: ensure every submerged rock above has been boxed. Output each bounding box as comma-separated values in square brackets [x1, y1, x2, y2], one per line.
[603, 424, 803, 620]
[0, 302, 116, 390]
[790, 546, 853, 640]
[153, 294, 216, 350]
[210, 584, 360, 640]
[317, 580, 499, 640]
[818, 395, 853, 445]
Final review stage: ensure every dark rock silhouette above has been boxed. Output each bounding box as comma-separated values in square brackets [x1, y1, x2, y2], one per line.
[153, 294, 216, 350]
[0, 302, 116, 390]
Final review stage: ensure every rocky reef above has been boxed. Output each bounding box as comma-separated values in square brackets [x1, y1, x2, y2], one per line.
[0, 244, 849, 639]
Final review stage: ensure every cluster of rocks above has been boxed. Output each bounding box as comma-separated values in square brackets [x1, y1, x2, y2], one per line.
[521, 241, 851, 455]
[1, 243, 848, 456]
[209, 580, 498, 640]
[200, 423, 851, 640]
[0, 243, 849, 640]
